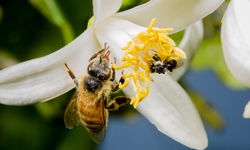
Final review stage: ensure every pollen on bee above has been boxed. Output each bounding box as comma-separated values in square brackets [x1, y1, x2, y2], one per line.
[119, 80, 129, 89]
[114, 18, 186, 108]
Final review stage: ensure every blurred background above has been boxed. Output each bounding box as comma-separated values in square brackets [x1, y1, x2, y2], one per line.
[0, 0, 250, 149]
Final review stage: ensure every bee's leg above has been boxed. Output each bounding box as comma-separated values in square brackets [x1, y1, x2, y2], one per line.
[112, 75, 125, 92]
[64, 63, 78, 87]
[110, 67, 116, 82]
[89, 48, 105, 62]
[152, 53, 161, 61]
[106, 73, 130, 111]
[89, 43, 108, 62]
[105, 96, 131, 111]
[110, 56, 118, 82]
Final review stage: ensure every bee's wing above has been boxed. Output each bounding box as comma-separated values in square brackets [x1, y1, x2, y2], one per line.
[175, 59, 184, 69]
[87, 96, 108, 144]
[64, 91, 80, 129]
[88, 125, 107, 144]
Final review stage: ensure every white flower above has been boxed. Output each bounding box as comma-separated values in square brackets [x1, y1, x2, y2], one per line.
[221, 0, 250, 87]
[243, 101, 250, 118]
[0, 0, 223, 149]
[221, 0, 250, 119]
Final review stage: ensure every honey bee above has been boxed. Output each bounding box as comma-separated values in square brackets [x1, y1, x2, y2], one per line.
[148, 53, 184, 74]
[64, 43, 130, 143]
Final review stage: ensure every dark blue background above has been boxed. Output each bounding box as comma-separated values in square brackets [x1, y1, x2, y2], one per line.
[99, 69, 250, 150]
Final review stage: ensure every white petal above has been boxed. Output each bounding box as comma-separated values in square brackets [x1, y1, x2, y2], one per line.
[93, 0, 122, 27]
[137, 74, 207, 149]
[221, 0, 250, 87]
[95, 17, 145, 95]
[243, 101, 250, 118]
[95, 18, 204, 81]
[95, 17, 145, 67]
[95, 17, 145, 47]
[170, 20, 204, 80]
[0, 27, 99, 105]
[116, 0, 224, 33]
[95, 18, 207, 148]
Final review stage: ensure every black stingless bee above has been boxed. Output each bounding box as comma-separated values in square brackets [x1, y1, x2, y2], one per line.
[148, 53, 183, 74]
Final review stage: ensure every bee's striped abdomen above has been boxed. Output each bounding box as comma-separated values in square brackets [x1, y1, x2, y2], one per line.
[78, 98, 106, 133]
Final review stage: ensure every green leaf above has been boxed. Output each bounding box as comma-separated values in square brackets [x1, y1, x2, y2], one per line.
[29, 0, 74, 43]
[187, 89, 224, 131]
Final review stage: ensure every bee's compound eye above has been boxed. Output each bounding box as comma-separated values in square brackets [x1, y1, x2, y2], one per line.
[148, 61, 155, 73]
[88, 66, 97, 77]
[97, 69, 111, 81]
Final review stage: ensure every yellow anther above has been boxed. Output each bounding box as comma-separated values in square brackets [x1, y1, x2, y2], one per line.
[130, 83, 150, 108]
[145, 71, 154, 82]
[119, 80, 129, 89]
[140, 64, 149, 72]
[147, 18, 156, 32]
[122, 73, 132, 79]
[142, 84, 150, 101]
[173, 47, 187, 59]
[142, 56, 149, 64]
[156, 28, 173, 33]
[139, 71, 148, 82]
[130, 97, 136, 105]
[112, 63, 126, 70]
[159, 36, 175, 45]
[133, 63, 140, 72]
[122, 41, 133, 50]
[131, 93, 140, 108]
[113, 18, 185, 108]
[132, 73, 139, 87]
[132, 98, 140, 108]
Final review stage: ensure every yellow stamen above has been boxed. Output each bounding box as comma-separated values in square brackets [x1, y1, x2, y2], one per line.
[122, 41, 133, 50]
[139, 71, 148, 82]
[113, 18, 186, 108]
[122, 72, 133, 78]
[119, 80, 129, 89]
[147, 18, 156, 32]
[173, 47, 187, 59]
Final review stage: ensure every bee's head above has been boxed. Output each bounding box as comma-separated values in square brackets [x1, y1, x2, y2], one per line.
[87, 50, 112, 81]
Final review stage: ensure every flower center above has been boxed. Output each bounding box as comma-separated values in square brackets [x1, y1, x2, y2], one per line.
[113, 18, 186, 108]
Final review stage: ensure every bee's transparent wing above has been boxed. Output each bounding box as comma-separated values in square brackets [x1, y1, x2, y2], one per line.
[64, 91, 80, 129]
[87, 125, 107, 144]
[87, 97, 108, 144]
[175, 59, 184, 69]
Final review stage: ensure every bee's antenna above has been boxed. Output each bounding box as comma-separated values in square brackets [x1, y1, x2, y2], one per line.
[104, 42, 110, 51]
[102, 50, 111, 61]
[106, 45, 110, 51]
[100, 55, 102, 64]
[89, 43, 109, 62]
[64, 63, 79, 87]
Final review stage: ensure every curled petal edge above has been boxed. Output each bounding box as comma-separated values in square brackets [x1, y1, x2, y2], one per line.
[0, 28, 99, 105]
[93, 0, 122, 26]
[221, 0, 250, 87]
[170, 20, 204, 80]
[116, 0, 223, 33]
[243, 101, 250, 118]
